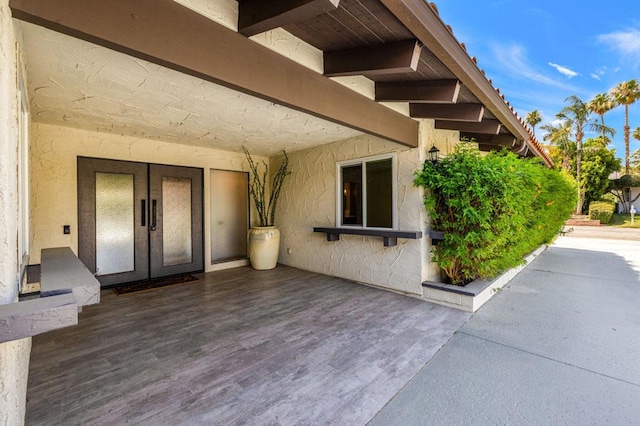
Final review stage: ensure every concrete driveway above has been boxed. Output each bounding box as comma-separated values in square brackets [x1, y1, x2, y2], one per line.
[371, 228, 640, 425]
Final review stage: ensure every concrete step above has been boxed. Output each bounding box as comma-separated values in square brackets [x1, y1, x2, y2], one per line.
[565, 219, 601, 226]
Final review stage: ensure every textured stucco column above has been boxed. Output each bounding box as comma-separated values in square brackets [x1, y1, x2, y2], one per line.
[0, 4, 32, 425]
[417, 119, 464, 283]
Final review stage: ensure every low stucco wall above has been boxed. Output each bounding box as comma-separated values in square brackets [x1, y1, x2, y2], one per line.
[275, 122, 456, 296]
[631, 188, 640, 212]
[0, 339, 31, 426]
[29, 122, 266, 269]
[0, 4, 31, 425]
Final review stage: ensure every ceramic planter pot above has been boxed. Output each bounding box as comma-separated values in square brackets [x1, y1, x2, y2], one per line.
[248, 226, 280, 270]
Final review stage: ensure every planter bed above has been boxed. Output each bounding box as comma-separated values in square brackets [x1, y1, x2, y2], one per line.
[422, 244, 547, 312]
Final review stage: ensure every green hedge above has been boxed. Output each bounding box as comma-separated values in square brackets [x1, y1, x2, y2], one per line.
[599, 193, 617, 203]
[588, 201, 615, 224]
[414, 145, 576, 285]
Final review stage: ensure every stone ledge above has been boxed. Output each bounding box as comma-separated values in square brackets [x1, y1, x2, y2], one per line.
[313, 227, 422, 247]
[41, 247, 100, 307]
[0, 293, 78, 343]
[422, 244, 547, 312]
[0, 247, 100, 343]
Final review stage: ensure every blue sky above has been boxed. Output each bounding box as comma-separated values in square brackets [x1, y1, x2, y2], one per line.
[435, 0, 640, 163]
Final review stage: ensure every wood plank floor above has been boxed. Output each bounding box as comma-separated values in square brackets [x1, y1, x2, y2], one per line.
[26, 265, 470, 425]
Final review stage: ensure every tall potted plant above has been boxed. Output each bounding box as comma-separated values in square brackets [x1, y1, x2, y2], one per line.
[243, 146, 290, 270]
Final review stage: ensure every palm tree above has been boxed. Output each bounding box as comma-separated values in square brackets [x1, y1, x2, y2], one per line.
[611, 79, 640, 173]
[556, 95, 598, 214]
[540, 121, 573, 172]
[633, 127, 640, 173]
[587, 93, 615, 145]
[631, 149, 640, 173]
[525, 110, 542, 137]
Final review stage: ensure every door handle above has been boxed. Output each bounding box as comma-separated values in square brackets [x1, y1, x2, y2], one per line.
[141, 199, 146, 227]
[150, 199, 157, 231]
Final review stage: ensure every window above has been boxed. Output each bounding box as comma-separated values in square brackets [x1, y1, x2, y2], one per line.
[17, 63, 29, 274]
[337, 154, 396, 229]
[210, 169, 249, 263]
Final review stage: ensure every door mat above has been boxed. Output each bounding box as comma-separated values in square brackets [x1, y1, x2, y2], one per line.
[113, 274, 198, 295]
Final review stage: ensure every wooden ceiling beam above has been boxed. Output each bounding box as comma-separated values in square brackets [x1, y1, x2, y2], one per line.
[478, 142, 528, 156]
[410, 103, 484, 122]
[464, 133, 535, 157]
[460, 132, 517, 146]
[478, 143, 501, 153]
[435, 119, 501, 134]
[239, 0, 340, 37]
[324, 39, 422, 77]
[375, 79, 460, 103]
[10, 0, 418, 148]
[379, 0, 553, 167]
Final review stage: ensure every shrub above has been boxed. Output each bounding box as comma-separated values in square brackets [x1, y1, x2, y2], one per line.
[599, 193, 617, 203]
[588, 201, 615, 224]
[414, 145, 576, 285]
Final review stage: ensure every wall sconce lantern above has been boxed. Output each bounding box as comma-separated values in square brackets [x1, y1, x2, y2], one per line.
[428, 144, 440, 164]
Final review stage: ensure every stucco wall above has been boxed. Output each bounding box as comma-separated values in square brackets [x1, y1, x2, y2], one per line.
[29, 122, 267, 269]
[631, 188, 640, 212]
[250, 28, 324, 74]
[418, 121, 462, 282]
[274, 121, 457, 295]
[0, 5, 31, 425]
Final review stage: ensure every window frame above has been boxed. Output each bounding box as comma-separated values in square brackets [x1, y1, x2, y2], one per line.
[335, 153, 398, 230]
[17, 58, 30, 276]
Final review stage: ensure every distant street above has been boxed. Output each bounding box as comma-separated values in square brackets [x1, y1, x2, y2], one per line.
[564, 225, 640, 241]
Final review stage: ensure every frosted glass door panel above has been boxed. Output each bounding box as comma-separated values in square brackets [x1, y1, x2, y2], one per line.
[79, 158, 200, 285]
[162, 177, 193, 266]
[78, 157, 148, 286]
[95, 172, 135, 276]
[210, 170, 249, 263]
[149, 164, 202, 279]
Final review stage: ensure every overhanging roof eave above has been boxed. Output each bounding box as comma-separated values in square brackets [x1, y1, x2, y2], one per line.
[379, 0, 553, 167]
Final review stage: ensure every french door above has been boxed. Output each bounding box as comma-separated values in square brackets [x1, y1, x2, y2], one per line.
[78, 157, 203, 287]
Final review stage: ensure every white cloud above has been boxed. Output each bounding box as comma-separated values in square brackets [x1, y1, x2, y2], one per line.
[590, 73, 601, 81]
[548, 62, 578, 78]
[491, 43, 578, 91]
[598, 29, 640, 64]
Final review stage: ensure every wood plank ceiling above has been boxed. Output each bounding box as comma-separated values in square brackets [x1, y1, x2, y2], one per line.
[238, 0, 551, 164]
